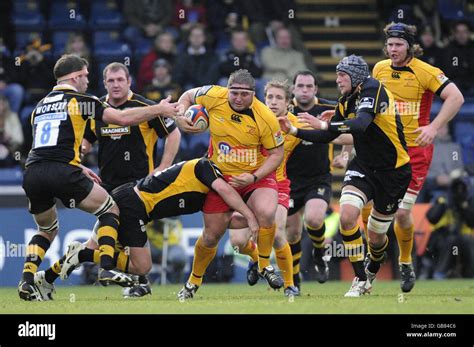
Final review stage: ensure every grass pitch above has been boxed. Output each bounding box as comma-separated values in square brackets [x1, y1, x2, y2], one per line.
[1, 280, 472, 314]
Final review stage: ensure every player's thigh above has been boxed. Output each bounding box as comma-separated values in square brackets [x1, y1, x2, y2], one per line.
[203, 212, 232, 246]
[303, 198, 329, 228]
[246, 187, 278, 225]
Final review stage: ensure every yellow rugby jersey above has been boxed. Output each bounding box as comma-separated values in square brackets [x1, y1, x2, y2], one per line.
[193, 85, 284, 175]
[373, 57, 451, 147]
[275, 112, 305, 182]
[136, 158, 223, 220]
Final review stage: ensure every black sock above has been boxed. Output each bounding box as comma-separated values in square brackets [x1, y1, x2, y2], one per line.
[22, 235, 51, 284]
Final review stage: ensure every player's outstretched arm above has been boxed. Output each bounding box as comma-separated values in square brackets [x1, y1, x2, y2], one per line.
[211, 178, 259, 236]
[103, 96, 179, 126]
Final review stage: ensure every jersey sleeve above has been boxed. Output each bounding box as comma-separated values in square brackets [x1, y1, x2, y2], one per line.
[82, 95, 109, 121]
[259, 110, 285, 150]
[421, 64, 451, 96]
[357, 82, 381, 116]
[149, 116, 177, 138]
[83, 119, 97, 144]
[194, 85, 226, 111]
[195, 158, 224, 189]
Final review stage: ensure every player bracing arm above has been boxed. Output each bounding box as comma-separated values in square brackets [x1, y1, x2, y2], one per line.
[211, 178, 260, 238]
[102, 95, 179, 126]
[229, 145, 284, 189]
[153, 128, 181, 173]
[414, 83, 464, 147]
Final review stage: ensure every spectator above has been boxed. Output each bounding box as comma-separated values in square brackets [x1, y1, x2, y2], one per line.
[64, 33, 90, 60]
[17, 36, 54, 105]
[0, 95, 23, 167]
[413, 0, 443, 45]
[173, 0, 207, 34]
[442, 21, 474, 96]
[420, 124, 464, 202]
[219, 29, 262, 78]
[142, 59, 182, 102]
[173, 24, 219, 90]
[137, 32, 177, 91]
[0, 37, 24, 114]
[261, 27, 307, 82]
[418, 26, 443, 67]
[123, 0, 173, 39]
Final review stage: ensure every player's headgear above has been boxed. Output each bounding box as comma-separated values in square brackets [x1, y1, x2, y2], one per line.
[336, 55, 369, 88]
[385, 22, 415, 47]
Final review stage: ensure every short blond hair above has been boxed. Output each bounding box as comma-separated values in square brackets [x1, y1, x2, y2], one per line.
[264, 80, 291, 101]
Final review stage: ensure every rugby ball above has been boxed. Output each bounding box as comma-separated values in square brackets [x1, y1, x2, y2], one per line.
[184, 104, 209, 131]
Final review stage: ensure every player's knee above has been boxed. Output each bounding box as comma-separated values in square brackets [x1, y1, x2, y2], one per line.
[304, 214, 325, 230]
[94, 195, 118, 218]
[201, 230, 221, 247]
[255, 208, 276, 226]
[285, 226, 301, 244]
[395, 208, 412, 225]
[229, 230, 247, 249]
[339, 209, 359, 231]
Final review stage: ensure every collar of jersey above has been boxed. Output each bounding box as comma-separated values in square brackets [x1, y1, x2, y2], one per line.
[53, 84, 78, 92]
[228, 101, 255, 117]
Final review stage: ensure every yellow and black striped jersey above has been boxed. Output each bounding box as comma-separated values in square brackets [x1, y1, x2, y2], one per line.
[84, 92, 177, 191]
[136, 158, 223, 220]
[26, 85, 109, 167]
[335, 77, 410, 170]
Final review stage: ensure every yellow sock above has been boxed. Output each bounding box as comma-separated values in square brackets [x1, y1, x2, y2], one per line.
[114, 250, 129, 272]
[289, 240, 302, 277]
[394, 221, 414, 264]
[188, 236, 217, 286]
[275, 243, 294, 288]
[257, 224, 276, 270]
[340, 224, 365, 262]
[361, 204, 372, 241]
[240, 240, 258, 263]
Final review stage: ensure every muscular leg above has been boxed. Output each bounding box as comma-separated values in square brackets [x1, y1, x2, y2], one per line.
[21, 206, 59, 285]
[187, 212, 232, 287]
[246, 188, 278, 271]
[273, 205, 293, 288]
[339, 186, 366, 281]
[286, 210, 303, 286]
[79, 183, 120, 270]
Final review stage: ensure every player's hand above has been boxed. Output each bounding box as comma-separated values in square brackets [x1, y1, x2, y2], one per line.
[229, 173, 254, 188]
[157, 95, 180, 118]
[81, 165, 102, 184]
[331, 153, 349, 169]
[298, 112, 328, 130]
[277, 116, 291, 133]
[176, 103, 186, 117]
[246, 213, 259, 239]
[319, 110, 335, 122]
[414, 124, 437, 147]
[174, 116, 203, 133]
